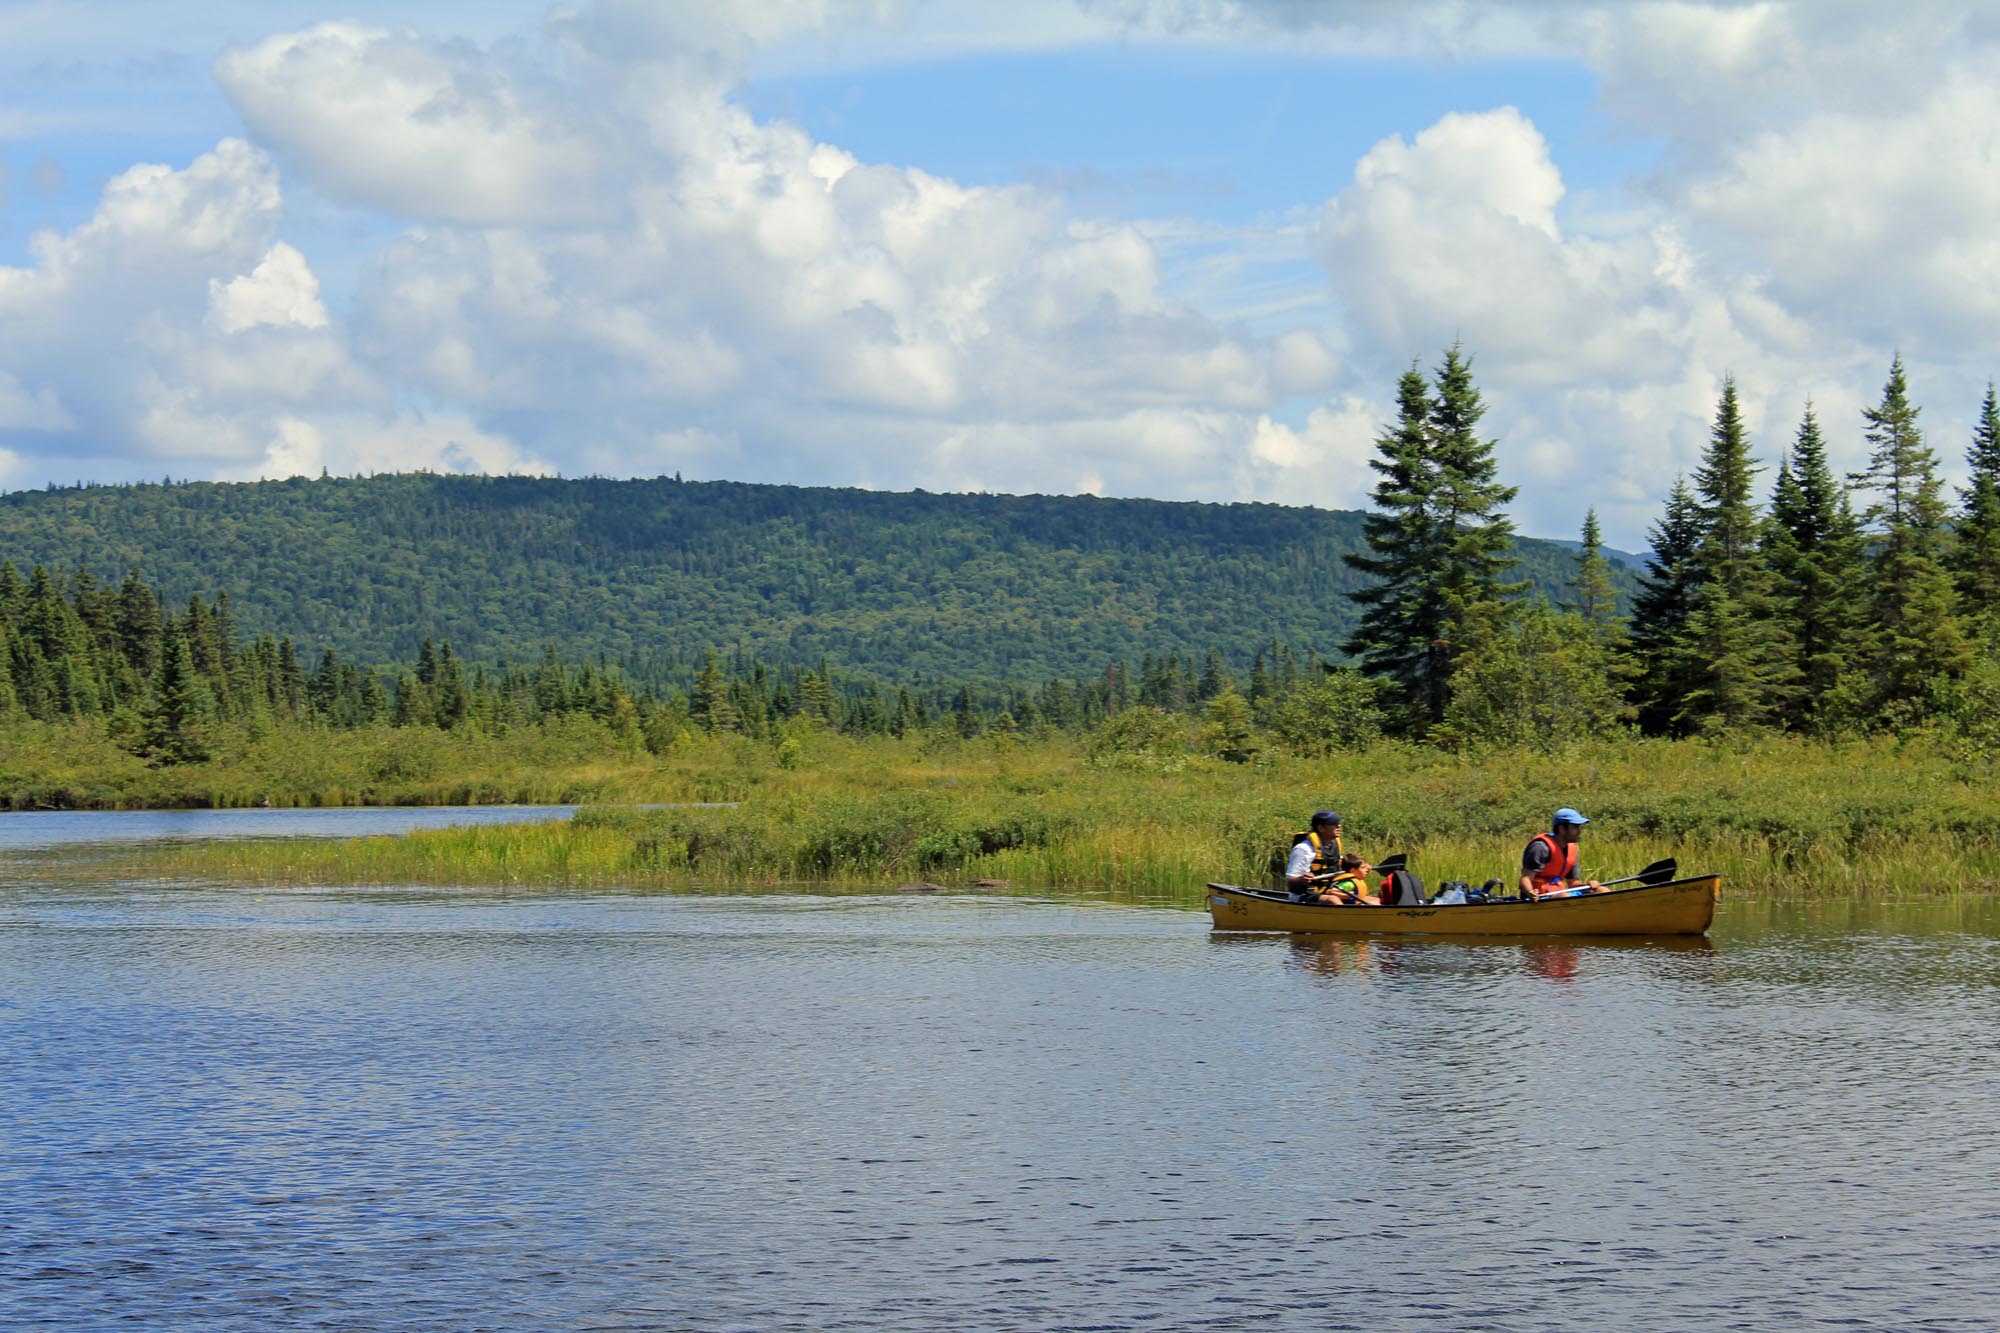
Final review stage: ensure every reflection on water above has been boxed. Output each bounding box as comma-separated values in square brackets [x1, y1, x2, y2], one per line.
[0, 886, 1995, 1331]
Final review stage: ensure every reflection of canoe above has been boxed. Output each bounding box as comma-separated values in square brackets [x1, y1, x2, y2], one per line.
[1204, 875, 1720, 936]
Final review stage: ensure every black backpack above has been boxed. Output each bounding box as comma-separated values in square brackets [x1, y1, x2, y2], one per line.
[1379, 868, 1426, 907]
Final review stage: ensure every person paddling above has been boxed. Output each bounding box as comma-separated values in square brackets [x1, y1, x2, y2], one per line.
[1521, 808, 1606, 900]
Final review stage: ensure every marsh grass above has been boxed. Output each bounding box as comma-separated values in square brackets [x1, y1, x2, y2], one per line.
[115, 727, 2000, 903]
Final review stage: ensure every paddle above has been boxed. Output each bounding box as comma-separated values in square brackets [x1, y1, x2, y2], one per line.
[1305, 851, 1405, 884]
[1595, 857, 1678, 889]
[1303, 852, 1407, 901]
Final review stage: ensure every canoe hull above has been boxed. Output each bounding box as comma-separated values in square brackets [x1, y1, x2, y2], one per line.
[1205, 875, 1719, 936]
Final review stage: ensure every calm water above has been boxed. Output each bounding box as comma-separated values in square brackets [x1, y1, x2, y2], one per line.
[1, 859, 1996, 1329]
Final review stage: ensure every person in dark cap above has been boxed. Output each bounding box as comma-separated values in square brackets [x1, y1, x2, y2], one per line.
[1520, 807, 1605, 899]
[1286, 810, 1351, 902]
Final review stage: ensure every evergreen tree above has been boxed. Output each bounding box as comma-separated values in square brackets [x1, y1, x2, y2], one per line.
[1675, 378, 1794, 731]
[136, 630, 211, 764]
[1343, 363, 1443, 728]
[1953, 381, 2000, 644]
[1428, 343, 1526, 659]
[1848, 356, 1969, 719]
[116, 566, 161, 678]
[1627, 477, 1704, 734]
[1765, 402, 1865, 729]
[433, 641, 470, 728]
[1196, 649, 1231, 702]
[1345, 347, 1521, 731]
[952, 683, 982, 738]
[1566, 508, 1621, 642]
[277, 636, 306, 717]
[690, 651, 739, 732]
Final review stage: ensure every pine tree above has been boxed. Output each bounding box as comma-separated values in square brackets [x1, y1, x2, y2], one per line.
[434, 641, 470, 728]
[1848, 355, 1969, 719]
[1342, 364, 1444, 728]
[1428, 343, 1526, 659]
[116, 566, 162, 679]
[690, 651, 737, 732]
[1345, 347, 1521, 732]
[1627, 477, 1703, 734]
[1953, 381, 2000, 644]
[1196, 649, 1231, 702]
[1674, 378, 1794, 731]
[1765, 402, 1865, 729]
[137, 630, 211, 764]
[1566, 508, 1621, 642]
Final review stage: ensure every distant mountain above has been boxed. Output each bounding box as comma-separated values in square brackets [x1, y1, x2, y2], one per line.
[0, 474, 1634, 683]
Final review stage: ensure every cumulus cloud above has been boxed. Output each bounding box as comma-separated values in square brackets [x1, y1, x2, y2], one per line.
[199, 6, 1331, 501]
[14, 0, 2000, 549]
[215, 22, 612, 225]
[0, 140, 549, 482]
[1315, 108, 1697, 386]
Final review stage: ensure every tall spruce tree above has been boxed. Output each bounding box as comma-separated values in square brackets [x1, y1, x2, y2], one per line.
[1566, 508, 1621, 642]
[1343, 363, 1441, 728]
[137, 630, 211, 764]
[1344, 347, 1520, 731]
[1674, 379, 1794, 731]
[1764, 402, 1864, 729]
[1626, 477, 1703, 734]
[1427, 343, 1526, 672]
[1953, 381, 2000, 644]
[1848, 355, 1969, 719]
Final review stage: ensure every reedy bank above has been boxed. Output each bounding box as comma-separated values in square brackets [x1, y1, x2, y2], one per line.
[106, 727, 2000, 902]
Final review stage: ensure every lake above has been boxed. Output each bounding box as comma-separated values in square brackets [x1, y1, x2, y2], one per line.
[2, 811, 1996, 1330]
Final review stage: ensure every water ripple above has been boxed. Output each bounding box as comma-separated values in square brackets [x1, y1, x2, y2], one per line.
[0, 890, 1995, 1330]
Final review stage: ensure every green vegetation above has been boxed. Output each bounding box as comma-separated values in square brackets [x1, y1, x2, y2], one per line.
[1343, 348, 1524, 730]
[115, 730, 2000, 902]
[0, 471, 1620, 686]
[10, 347, 2000, 909]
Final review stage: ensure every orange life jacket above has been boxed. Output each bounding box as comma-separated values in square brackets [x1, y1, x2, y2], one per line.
[1528, 832, 1579, 894]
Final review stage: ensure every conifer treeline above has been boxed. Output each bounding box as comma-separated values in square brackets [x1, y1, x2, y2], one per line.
[1349, 349, 2000, 743]
[8, 350, 1995, 762]
[1620, 358, 1998, 736]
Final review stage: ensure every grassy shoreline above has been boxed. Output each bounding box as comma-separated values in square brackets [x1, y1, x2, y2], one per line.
[60, 726, 2000, 903]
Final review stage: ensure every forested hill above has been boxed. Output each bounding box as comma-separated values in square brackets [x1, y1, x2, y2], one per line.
[0, 474, 1628, 682]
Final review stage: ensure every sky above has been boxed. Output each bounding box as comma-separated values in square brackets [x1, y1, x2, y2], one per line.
[2, 0, 1998, 549]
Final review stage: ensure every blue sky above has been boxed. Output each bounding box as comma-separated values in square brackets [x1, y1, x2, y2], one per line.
[1, 1, 1995, 549]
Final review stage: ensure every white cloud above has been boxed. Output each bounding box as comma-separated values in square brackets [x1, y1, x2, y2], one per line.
[0, 139, 548, 482]
[12, 0, 2000, 552]
[1684, 68, 2000, 345]
[1315, 108, 1699, 387]
[0, 370, 75, 431]
[215, 22, 611, 225]
[207, 241, 328, 333]
[193, 7, 1320, 494]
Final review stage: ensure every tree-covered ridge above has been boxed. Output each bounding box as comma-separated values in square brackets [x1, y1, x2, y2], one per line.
[0, 473, 1623, 684]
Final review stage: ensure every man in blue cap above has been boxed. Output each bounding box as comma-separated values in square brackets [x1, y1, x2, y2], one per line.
[1520, 808, 1605, 899]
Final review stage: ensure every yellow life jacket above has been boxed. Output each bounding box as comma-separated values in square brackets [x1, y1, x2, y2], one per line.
[1292, 828, 1343, 876]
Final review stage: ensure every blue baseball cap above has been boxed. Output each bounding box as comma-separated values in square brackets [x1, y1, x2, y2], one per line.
[1312, 810, 1341, 826]
[1553, 807, 1590, 827]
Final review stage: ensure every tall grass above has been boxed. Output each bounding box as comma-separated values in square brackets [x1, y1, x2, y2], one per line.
[122, 727, 2000, 902]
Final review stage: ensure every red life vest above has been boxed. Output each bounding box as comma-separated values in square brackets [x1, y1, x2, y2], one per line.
[1528, 832, 1579, 894]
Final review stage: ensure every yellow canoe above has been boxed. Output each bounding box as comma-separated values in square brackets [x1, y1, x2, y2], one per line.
[1205, 875, 1720, 936]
